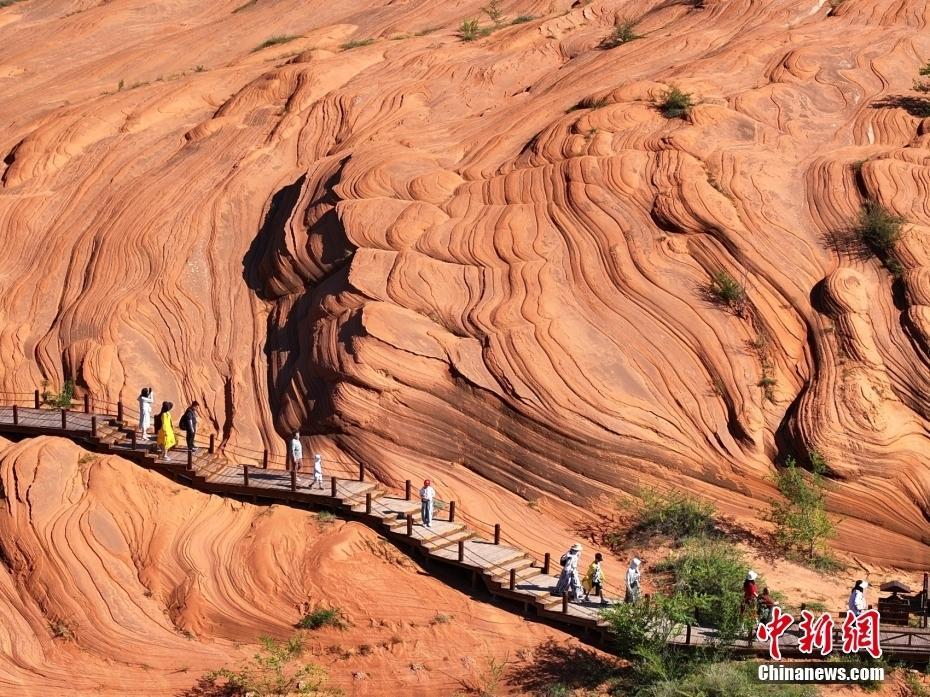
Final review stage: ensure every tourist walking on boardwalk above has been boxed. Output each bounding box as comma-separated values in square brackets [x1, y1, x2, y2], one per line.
[419, 479, 435, 527]
[289, 433, 303, 471]
[624, 557, 642, 604]
[583, 552, 608, 604]
[138, 387, 154, 441]
[154, 401, 176, 461]
[179, 401, 199, 452]
[554, 543, 583, 601]
[848, 580, 868, 619]
[312, 453, 324, 490]
[740, 570, 759, 620]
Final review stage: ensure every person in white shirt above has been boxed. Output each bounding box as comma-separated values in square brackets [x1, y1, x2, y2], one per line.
[312, 453, 323, 490]
[419, 479, 435, 527]
[625, 557, 642, 604]
[138, 387, 154, 441]
[289, 434, 303, 471]
[848, 580, 868, 618]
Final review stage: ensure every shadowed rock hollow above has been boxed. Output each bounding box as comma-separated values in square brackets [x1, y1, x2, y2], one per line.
[1, 0, 930, 567]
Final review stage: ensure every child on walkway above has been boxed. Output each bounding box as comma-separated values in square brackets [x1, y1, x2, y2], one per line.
[583, 552, 608, 604]
[312, 453, 324, 490]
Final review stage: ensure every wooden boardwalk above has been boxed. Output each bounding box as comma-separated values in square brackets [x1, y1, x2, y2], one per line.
[1, 396, 929, 659]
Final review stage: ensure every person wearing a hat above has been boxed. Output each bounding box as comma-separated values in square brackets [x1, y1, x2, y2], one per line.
[741, 570, 759, 621]
[624, 557, 641, 604]
[554, 543, 584, 601]
[312, 453, 324, 490]
[419, 479, 436, 527]
[848, 580, 868, 618]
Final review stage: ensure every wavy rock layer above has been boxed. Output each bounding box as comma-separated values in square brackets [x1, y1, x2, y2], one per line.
[0, 436, 569, 696]
[1, 0, 930, 566]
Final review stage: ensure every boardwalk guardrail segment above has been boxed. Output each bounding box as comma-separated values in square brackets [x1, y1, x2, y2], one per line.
[0, 390, 928, 658]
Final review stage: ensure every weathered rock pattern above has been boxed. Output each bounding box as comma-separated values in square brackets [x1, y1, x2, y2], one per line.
[0, 436, 569, 695]
[1, 0, 930, 565]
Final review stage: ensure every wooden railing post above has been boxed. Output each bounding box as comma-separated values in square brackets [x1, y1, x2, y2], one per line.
[131, 430, 137, 449]
[359, 463, 365, 482]
[449, 500, 456, 522]
[543, 552, 551, 575]
[365, 492, 372, 514]
[91, 415, 97, 438]
[406, 513, 413, 536]
[330, 477, 337, 497]
[61, 408, 67, 430]
[117, 400, 123, 424]
[243, 465, 250, 487]
[209, 434, 215, 454]
[83, 394, 89, 413]
[457, 539, 465, 562]
[685, 624, 692, 645]
[11, 405, 17, 425]
[405, 480, 411, 501]
[562, 592, 569, 613]
[290, 469, 297, 492]
[262, 449, 268, 470]
[34, 389, 40, 409]
[509, 568, 516, 590]
[494, 523, 501, 545]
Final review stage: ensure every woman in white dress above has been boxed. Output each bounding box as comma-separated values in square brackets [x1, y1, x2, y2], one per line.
[138, 387, 154, 440]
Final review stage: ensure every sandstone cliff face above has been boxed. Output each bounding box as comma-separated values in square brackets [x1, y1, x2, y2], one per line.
[1, 0, 929, 565]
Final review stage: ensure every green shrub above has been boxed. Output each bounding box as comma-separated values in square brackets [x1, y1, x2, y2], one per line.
[536, 684, 570, 697]
[630, 489, 716, 538]
[640, 660, 817, 697]
[601, 592, 692, 657]
[660, 87, 694, 118]
[459, 19, 484, 41]
[42, 379, 75, 408]
[297, 608, 347, 630]
[655, 537, 749, 637]
[253, 35, 301, 52]
[921, 61, 930, 77]
[857, 202, 904, 275]
[511, 14, 535, 24]
[206, 636, 333, 696]
[341, 38, 374, 50]
[708, 270, 747, 315]
[769, 455, 837, 568]
[601, 21, 641, 48]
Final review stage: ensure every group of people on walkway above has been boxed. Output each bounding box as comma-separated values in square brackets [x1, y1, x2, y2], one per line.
[137, 388, 199, 462]
[553, 543, 642, 606]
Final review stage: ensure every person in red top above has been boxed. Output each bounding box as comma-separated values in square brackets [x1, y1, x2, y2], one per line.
[740, 570, 759, 621]
[757, 586, 778, 623]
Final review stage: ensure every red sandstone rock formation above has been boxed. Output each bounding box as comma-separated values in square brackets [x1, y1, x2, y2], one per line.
[0, 436, 572, 695]
[0, 0, 929, 566]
